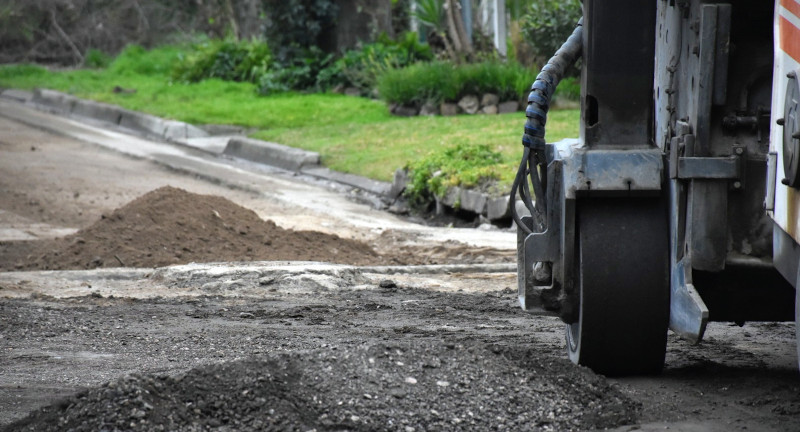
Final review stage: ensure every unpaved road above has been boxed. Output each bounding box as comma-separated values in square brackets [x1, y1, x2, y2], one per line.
[0, 113, 799, 431]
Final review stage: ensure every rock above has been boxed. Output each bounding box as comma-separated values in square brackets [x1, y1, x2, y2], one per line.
[393, 105, 419, 117]
[457, 95, 480, 114]
[389, 168, 409, 200]
[441, 187, 461, 207]
[344, 87, 361, 97]
[388, 200, 410, 215]
[487, 195, 511, 220]
[481, 93, 499, 107]
[459, 189, 487, 214]
[498, 101, 520, 114]
[440, 103, 458, 116]
[379, 279, 397, 289]
[419, 102, 439, 116]
[481, 105, 498, 115]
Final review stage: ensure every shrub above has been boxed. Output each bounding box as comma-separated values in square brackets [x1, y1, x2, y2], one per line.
[107, 45, 184, 76]
[262, 0, 338, 64]
[404, 142, 504, 207]
[333, 32, 433, 94]
[378, 61, 536, 106]
[553, 76, 580, 101]
[173, 40, 271, 83]
[520, 0, 582, 71]
[84, 49, 112, 69]
[378, 61, 459, 106]
[256, 47, 335, 95]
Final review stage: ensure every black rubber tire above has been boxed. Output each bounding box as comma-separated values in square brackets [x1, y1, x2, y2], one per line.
[566, 198, 670, 376]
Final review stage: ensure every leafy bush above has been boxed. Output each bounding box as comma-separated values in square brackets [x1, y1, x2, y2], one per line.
[256, 47, 335, 95]
[333, 32, 433, 94]
[262, 0, 338, 64]
[520, 0, 582, 70]
[378, 61, 536, 106]
[107, 45, 183, 76]
[173, 40, 271, 83]
[404, 143, 504, 207]
[378, 62, 459, 106]
[554, 76, 580, 101]
[84, 49, 112, 69]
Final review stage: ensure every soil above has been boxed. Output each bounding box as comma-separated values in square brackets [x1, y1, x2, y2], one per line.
[1, 112, 799, 432]
[0, 186, 384, 271]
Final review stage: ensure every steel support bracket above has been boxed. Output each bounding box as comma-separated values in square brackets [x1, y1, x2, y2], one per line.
[677, 155, 741, 180]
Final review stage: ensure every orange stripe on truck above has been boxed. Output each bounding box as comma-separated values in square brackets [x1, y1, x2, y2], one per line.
[780, 15, 800, 63]
[781, 0, 800, 19]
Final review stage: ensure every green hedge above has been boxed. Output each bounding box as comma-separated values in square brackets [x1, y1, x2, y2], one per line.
[377, 61, 537, 106]
[173, 40, 272, 83]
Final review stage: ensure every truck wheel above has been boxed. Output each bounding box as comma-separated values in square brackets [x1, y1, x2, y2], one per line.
[565, 198, 670, 375]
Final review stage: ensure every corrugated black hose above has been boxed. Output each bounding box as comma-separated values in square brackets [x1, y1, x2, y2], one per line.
[512, 19, 583, 236]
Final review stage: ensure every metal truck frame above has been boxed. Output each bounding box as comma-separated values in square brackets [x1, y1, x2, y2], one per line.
[514, 0, 800, 375]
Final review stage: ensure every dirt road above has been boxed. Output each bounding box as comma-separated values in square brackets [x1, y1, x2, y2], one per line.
[1, 114, 798, 431]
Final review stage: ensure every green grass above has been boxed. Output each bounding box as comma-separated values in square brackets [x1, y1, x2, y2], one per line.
[0, 45, 580, 191]
[253, 110, 578, 183]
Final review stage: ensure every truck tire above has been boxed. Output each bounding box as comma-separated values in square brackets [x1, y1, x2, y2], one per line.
[565, 198, 670, 375]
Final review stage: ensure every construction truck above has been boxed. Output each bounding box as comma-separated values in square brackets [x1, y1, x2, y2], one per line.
[514, 0, 799, 375]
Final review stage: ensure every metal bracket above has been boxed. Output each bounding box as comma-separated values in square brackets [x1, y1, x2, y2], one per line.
[677, 155, 741, 179]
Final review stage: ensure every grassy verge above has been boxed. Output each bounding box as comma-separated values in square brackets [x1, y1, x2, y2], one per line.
[0, 46, 579, 191]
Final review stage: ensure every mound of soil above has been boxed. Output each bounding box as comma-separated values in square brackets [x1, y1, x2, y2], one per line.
[0, 186, 382, 271]
[6, 342, 638, 432]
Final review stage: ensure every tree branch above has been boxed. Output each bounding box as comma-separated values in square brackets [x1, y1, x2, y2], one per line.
[50, 9, 83, 65]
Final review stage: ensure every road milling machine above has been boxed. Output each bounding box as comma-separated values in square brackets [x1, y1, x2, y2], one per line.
[513, 0, 800, 375]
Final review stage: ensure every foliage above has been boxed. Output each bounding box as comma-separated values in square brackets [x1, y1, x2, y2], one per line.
[403, 143, 504, 207]
[520, 0, 582, 70]
[0, 46, 580, 186]
[377, 60, 536, 106]
[554, 76, 580, 101]
[412, 0, 445, 31]
[256, 46, 335, 95]
[107, 45, 183, 76]
[261, 0, 338, 64]
[173, 39, 271, 83]
[84, 49, 112, 69]
[0, 0, 255, 66]
[333, 32, 433, 94]
[391, 0, 413, 35]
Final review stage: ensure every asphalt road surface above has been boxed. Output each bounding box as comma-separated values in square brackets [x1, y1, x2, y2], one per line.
[0, 110, 798, 431]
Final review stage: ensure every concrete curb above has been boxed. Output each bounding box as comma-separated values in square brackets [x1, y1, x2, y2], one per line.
[223, 137, 320, 172]
[29, 88, 210, 142]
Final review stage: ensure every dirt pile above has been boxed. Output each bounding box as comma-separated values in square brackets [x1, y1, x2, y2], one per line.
[0, 186, 382, 271]
[6, 342, 638, 432]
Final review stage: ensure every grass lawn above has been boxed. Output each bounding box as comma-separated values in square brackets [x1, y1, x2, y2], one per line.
[0, 47, 579, 188]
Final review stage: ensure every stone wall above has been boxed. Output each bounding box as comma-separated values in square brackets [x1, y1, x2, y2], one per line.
[389, 93, 521, 117]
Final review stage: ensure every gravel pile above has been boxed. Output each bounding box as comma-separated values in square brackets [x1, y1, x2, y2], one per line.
[6, 342, 638, 431]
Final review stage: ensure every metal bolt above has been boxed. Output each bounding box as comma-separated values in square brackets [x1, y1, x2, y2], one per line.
[735, 147, 744, 155]
[777, 118, 785, 126]
[793, 131, 800, 139]
[733, 181, 742, 189]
